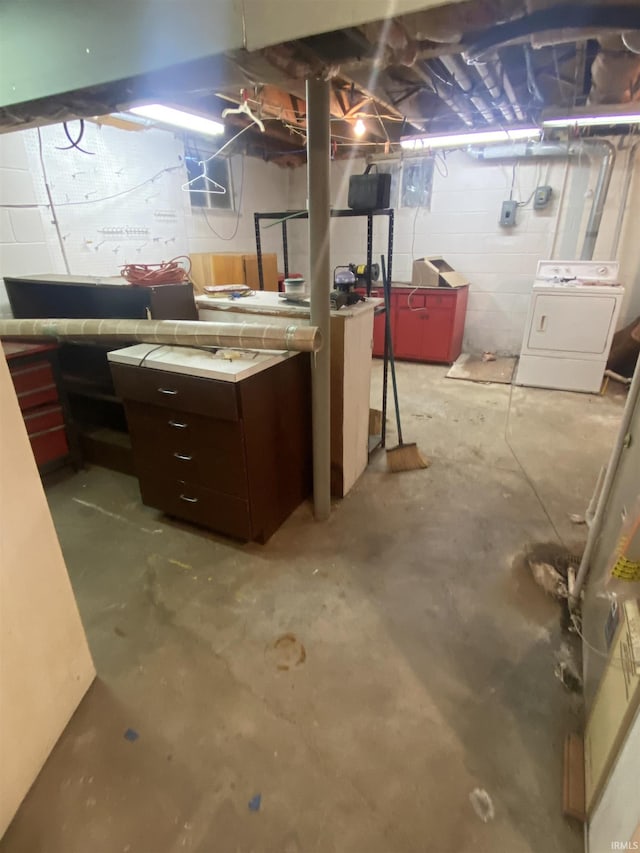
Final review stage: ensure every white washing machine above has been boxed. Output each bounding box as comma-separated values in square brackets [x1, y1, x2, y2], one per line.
[515, 260, 624, 393]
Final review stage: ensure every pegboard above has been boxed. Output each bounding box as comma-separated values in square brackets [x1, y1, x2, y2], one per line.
[24, 122, 192, 277]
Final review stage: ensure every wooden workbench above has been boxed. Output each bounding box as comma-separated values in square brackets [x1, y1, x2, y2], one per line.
[196, 292, 383, 497]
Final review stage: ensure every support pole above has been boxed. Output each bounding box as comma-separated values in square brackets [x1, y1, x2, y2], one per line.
[306, 77, 331, 521]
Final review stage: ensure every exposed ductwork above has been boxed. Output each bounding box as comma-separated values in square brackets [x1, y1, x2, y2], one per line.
[589, 35, 640, 103]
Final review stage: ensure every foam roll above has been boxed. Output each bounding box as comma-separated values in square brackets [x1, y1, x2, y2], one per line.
[0, 318, 322, 353]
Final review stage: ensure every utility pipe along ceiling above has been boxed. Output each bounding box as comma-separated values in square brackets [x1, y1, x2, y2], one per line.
[2, 1, 640, 165]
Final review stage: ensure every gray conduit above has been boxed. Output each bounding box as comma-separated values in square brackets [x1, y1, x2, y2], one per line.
[611, 141, 639, 259]
[306, 78, 332, 521]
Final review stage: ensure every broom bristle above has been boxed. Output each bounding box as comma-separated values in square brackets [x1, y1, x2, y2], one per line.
[386, 442, 430, 472]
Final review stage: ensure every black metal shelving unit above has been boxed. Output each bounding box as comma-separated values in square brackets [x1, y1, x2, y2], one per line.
[253, 208, 395, 295]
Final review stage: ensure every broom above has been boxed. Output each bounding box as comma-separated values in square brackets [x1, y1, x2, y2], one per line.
[381, 255, 430, 473]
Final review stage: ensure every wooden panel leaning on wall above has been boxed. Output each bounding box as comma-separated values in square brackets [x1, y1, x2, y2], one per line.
[0, 348, 95, 836]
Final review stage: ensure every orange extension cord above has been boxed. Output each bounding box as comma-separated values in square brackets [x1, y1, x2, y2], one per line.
[121, 256, 192, 286]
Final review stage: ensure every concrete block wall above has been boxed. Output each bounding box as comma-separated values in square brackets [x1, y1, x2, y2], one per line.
[288, 146, 639, 355]
[0, 133, 56, 315]
[0, 122, 290, 315]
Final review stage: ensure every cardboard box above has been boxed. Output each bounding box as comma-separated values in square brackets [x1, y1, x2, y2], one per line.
[411, 257, 469, 289]
[190, 252, 280, 294]
[244, 253, 279, 292]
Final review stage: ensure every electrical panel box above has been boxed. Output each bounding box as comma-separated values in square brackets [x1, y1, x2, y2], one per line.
[534, 185, 553, 209]
[500, 199, 517, 227]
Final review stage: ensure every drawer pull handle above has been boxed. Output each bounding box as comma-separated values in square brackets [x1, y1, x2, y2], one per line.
[169, 420, 188, 429]
[158, 387, 178, 396]
[179, 494, 198, 503]
[174, 452, 192, 462]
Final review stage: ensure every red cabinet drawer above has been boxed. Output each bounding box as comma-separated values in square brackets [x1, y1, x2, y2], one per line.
[30, 426, 69, 467]
[396, 292, 426, 310]
[10, 362, 55, 393]
[10, 362, 59, 410]
[23, 404, 65, 436]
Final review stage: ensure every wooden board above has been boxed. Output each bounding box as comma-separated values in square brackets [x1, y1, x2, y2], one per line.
[0, 349, 95, 835]
[446, 353, 517, 384]
[563, 733, 586, 821]
[190, 252, 246, 294]
[244, 253, 279, 292]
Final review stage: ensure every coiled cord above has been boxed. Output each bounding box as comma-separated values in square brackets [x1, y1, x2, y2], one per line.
[121, 256, 192, 286]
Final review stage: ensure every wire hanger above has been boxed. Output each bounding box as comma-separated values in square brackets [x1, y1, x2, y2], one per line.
[222, 89, 266, 133]
[181, 159, 226, 194]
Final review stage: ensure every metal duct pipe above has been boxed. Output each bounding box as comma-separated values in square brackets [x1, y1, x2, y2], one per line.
[581, 139, 615, 260]
[611, 142, 639, 258]
[474, 61, 517, 123]
[493, 60, 524, 121]
[469, 139, 616, 260]
[306, 77, 332, 522]
[413, 63, 475, 127]
[438, 55, 497, 124]
[0, 318, 322, 352]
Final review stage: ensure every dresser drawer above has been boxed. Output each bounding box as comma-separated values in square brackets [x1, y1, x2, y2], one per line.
[111, 363, 239, 421]
[424, 291, 457, 309]
[138, 474, 252, 540]
[10, 361, 55, 393]
[23, 404, 65, 436]
[30, 425, 69, 467]
[125, 401, 248, 498]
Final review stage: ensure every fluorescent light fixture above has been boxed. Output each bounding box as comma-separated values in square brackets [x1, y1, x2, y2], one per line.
[400, 126, 541, 151]
[354, 118, 366, 138]
[542, 105, 640, 128]
[128, 104, 225, 136]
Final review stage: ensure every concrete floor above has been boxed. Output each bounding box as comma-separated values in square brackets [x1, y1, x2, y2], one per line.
[1, 362, 625, 853]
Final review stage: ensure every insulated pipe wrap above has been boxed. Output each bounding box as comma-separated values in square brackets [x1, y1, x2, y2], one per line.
[0, 318, 322, 353]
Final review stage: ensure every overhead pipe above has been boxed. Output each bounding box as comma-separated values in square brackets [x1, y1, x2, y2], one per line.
[413, 62, 475, 127]
[498, 62, 525, 122]
[611, 141, 639, 258]
[469, 138, 616, 260]
[473, 61, 517, 123]
[580, 139, 615, 260]
[0, 318, 322, 352]
[306, 77, 332, 522]
[438, 55, 497, 124]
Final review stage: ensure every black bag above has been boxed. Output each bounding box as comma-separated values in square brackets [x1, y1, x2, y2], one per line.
[348, 164, 391, 211]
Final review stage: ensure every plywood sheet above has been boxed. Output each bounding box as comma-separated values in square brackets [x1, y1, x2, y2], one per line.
[446, 353, 517, 385]
[0, 350, 95, 835]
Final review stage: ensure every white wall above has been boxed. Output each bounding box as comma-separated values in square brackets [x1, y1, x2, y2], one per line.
[288, 145, 640, 354]
[0, 121, 290, 315]
[2, 124, 638, 354]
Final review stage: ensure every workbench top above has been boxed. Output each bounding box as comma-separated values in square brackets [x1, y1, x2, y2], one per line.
[107, 344, 295, 383]
[195, 291, 383, 320]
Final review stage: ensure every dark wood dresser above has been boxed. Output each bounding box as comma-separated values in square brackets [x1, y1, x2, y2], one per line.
[2, 340, 80, 474]
[3, 274, 197, 473]
[109, 346, 311, 542]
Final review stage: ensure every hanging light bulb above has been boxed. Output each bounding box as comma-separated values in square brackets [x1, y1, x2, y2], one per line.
[354, 119, 366, 138]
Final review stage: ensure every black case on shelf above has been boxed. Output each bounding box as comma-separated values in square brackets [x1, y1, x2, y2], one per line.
[348, 164, 391, 211]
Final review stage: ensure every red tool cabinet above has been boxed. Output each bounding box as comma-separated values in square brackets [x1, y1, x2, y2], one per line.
[371, 284, 469, 364]
[2, 340, 79, 473]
